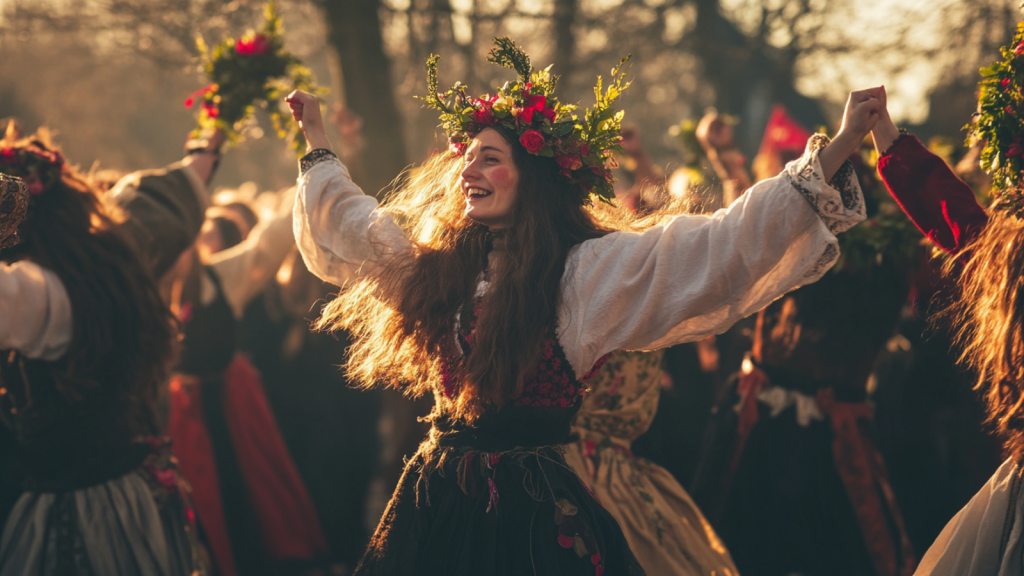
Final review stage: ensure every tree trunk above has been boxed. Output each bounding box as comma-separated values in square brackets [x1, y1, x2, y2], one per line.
[319, 0, 408, 198]
[552, 0, 577, 77]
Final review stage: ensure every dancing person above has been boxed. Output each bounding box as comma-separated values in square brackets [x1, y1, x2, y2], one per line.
[869, 60, 1024, 572]
[287, 38, 875, 575]
[0, 126, 221, 575]
[167, 186, 328, 576]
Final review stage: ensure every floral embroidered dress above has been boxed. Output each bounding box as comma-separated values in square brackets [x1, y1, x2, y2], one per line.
[563, 350, 738, 576]
[293, 133, 865, 576]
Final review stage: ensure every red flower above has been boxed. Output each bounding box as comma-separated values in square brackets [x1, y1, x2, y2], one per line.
[473, 108, 495, 124]
[556, 154, 583, 173]
[1007, 106, 1016, 115]
[1008, 137, 1024, 158]
[184, 97, 195, 108]
[236, 33, 271, 56]
[449, 141, 467, 155]
[541, 107, 557, 123]
[1003, 78, 1013, 87]
[1015, 42, 1024, 55]
[202, 102, 220, 119]
[580, 143, 590, 155]
[0, 148, 18, 165]
[519, 129, 545, 153]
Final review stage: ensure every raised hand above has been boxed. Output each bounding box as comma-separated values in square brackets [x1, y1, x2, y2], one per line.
[870, 86, 901, 155]
[819, 87, 882, 181]
[285, 90, 332, 153]
[838, 88, 882, 141]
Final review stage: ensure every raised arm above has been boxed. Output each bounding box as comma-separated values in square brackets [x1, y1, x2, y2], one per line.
[872, 88, 988, 255]
[108, 129, 225, 279]
[287, 91, 411, 286]
[559, 133, 866, 375]
[209, 188, 299, 318]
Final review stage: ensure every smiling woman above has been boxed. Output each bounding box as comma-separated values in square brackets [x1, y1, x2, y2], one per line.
[285, 37, 876, 576]
[460, 129, 519, 228]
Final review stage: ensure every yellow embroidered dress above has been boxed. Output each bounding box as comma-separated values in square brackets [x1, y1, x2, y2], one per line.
[564, 350, 739, 576]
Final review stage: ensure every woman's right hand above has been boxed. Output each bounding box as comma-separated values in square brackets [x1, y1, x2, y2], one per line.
[285, 90, 332, 153]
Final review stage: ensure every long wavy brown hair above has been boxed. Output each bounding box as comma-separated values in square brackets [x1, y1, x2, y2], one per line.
[317, 127, 686, 421]
[948, 209, 1024, 460]
[0, 130, 176, 429]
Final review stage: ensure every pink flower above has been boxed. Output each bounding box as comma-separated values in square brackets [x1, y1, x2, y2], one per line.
[1007, 137, 1024, 158]
[236, 33, 271, 56]
[519, 129, 545, 153]
[0, 148, 18, 165]
[149, 466, 178, 490]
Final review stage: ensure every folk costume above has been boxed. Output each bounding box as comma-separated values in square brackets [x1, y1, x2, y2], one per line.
[0, 154, 206, 576]
[166, 189, 328, 576]
[563, 350, 739, 575]
[294, 38, 866, 576]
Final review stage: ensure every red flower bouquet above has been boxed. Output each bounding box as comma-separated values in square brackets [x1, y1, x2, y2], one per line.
[185, 2, 325, 155]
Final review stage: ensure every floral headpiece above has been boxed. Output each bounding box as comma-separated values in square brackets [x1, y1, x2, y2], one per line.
[0, 126, 66, 197]
[970, 21, 1024, 216]
[419, 37, 631, 205]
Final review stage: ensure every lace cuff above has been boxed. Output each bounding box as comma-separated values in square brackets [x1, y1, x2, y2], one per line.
[784, 133, 866, 235]
[299, 149, 339, 174]
[0, 174, 29, 250]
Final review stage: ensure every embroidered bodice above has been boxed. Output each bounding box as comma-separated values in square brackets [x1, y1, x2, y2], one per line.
[572, 350, 664, 444]
[441, 292, 607, 412]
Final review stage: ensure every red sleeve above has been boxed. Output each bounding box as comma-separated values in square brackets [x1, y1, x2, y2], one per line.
[877, 135, 988, 255]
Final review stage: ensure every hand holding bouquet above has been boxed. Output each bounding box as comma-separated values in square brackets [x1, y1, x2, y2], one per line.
[185, 2, 326, 155]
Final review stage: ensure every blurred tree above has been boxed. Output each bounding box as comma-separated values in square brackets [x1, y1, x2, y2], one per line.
[314, 0, 409, 198]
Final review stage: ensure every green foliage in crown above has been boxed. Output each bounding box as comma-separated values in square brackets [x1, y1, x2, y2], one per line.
[970, 21, 1024, 215]
[418, 37, 631, 205]
[185, 2, 326, 156]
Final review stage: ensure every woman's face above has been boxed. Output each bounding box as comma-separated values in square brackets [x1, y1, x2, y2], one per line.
[460, 128, 519, 229]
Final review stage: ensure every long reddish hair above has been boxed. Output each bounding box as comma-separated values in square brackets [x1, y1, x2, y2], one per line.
[948, 210, 1024, 460]
[317, 127, 685, 421]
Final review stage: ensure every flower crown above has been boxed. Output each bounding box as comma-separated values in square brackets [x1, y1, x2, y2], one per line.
[418, 38, 631, 205]
[0, 126, 65, 197]
[971, 21, 1024, 216]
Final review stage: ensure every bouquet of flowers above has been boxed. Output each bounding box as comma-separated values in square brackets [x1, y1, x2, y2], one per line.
[185, 2, 325, 154]
[970, 20, 1024, 214]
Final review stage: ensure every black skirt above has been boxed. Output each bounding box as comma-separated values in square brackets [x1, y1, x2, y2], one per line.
[354, 406, 645, 576]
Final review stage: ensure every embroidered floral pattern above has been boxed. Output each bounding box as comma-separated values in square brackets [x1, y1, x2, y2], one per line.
[785, 133, 866, 235]
[441, 297, 603, 408]
[299, 148, 339, 174]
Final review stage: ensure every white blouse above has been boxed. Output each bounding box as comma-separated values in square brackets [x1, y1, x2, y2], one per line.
[293, 135, 866, 378]
[0, 176, 294, 360]
[915, 458, 1024, 576]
